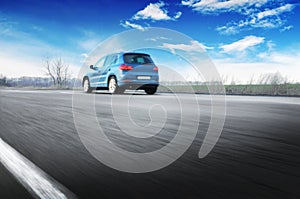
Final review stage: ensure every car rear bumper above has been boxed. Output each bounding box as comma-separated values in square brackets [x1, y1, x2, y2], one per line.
[119, 82, 159, 90]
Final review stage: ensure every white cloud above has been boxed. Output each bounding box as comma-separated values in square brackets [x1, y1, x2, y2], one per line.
[266, 40, 275, 51]
[0, 54, 80, 78]
[78, 38, 101, 51]
[120, 20, 145, 31]
[252, 18, 283, 28]
[214, 50, 300, 84]
[161, 40, 213, 54]
[80, 53, 89, 58]
[257, 4, 294, 20]
[182, 0, 268, 13]
[0, 54, 45, 77]
[145, 36, 170, 42]
[181, 0, 196, 6]
[75, 30, 103, 51]
[280, 25, 293, 32]
[134, 2, 171, 21]
[216, 25, 240, 35]
[220, 36, 264, 53]
[31, 25, 43, 32]
[0, 26, 82, 77]
[266, 51, 299, 64]
[120, 2, 181, 30]
[174, 11, 182, 19]
[184, 1, 295, 34]
[217, 16, 285, 35]
[216, 2, 295, 35]
[132, 1, 182, 21]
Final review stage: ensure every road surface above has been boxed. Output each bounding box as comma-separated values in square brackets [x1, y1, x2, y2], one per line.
[0, 89, 300, 199]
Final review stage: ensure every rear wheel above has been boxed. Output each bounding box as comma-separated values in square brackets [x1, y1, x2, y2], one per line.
[83, 78, 92, 93]
[145, 87, 157, 95]
[108, 77, 124, 94]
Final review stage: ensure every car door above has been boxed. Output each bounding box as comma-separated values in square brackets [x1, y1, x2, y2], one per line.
[101, 55, 119, 85]
[97, 55, 112, 86]
[89, 56, 107, 87]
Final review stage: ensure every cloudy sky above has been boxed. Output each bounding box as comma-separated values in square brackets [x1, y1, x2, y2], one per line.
[0, 0, 299, 83]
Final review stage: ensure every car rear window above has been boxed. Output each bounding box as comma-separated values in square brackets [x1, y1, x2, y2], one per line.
[124, 54, 153, 64]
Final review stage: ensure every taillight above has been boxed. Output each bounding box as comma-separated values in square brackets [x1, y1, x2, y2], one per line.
[119, 64, 133, 71]
[153, 66, 158, 71]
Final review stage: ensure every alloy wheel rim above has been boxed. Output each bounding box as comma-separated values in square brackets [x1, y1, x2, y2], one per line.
[109, 79, 116, 93]
[84, 80, 89, 92]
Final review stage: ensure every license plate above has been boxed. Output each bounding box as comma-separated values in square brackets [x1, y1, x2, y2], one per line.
[137, 76, 151, 80]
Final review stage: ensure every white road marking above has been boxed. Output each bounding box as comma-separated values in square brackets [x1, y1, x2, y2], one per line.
[0, 138, 76, 199]
[218, 95, 300, 105]
[0, 90, 53, 93]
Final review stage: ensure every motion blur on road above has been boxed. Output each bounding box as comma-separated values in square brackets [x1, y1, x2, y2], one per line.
[0, 89, 300, 199]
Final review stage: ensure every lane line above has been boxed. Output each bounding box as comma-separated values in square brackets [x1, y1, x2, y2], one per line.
[0, 138, 76, 199]
[0, 90, 55, 94]
[0, 90, 76, 94]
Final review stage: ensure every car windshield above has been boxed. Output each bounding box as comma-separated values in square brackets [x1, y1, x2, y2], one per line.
[124, 54, 153, 64]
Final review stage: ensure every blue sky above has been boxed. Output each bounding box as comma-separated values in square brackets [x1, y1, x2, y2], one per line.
[0, 0, 299, 83]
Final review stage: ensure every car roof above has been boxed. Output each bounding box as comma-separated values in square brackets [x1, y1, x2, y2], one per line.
[104, 52, 151, 58]
[123, 52, 150, 56]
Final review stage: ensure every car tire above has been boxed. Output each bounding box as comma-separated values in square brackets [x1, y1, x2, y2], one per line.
[83, 78, 92, 93]
[108, 76, 124, 94]
[145, 87, 157, 95]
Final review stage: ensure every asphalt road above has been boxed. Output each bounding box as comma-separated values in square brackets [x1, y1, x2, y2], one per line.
[0, 89, 300, 199]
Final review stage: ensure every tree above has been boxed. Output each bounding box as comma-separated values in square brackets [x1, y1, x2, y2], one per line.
[257, 72, 286, 85]
[44, 57, 71, 87]
[0, 74, 7, 86]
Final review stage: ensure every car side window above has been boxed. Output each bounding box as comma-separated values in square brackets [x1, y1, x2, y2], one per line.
[94, 56, 106, 69]
[102, 55, 118, 70]
[103, 56, 112, 67]
[110, 55, 118, 65]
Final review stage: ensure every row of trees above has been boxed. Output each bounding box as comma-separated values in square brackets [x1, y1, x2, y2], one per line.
[221, 72, 291, 85]
[3, 76, 81, 87]
[161, 72, 293, 86]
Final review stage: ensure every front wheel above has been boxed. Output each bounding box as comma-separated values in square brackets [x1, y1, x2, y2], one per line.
[145, 87, 157, 95]
[83, 78, 92, 93]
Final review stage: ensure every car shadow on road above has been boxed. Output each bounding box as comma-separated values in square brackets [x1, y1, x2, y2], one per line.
[91, 90, 160, 96]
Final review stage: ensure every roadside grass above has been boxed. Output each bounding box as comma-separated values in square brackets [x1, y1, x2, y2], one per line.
[158, 84, 300, 96]
[0, 86, 77, 90]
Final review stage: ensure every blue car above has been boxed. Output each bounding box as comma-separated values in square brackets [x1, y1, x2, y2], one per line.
[83, 52, 159, 94]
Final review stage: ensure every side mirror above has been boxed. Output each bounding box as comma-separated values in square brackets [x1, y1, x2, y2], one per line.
[90, 65, 94, 69]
